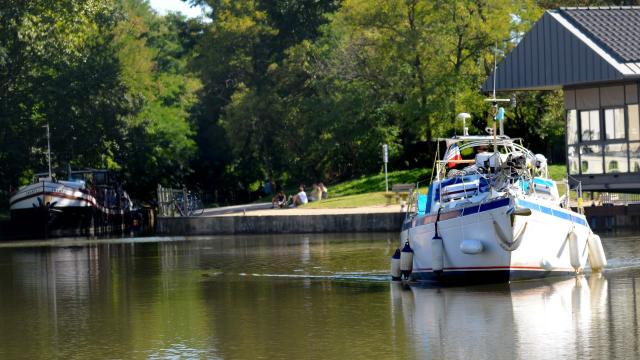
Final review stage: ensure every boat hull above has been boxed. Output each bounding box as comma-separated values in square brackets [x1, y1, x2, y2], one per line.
[9, 181, 131, 238]
[402, 197, 591, 285]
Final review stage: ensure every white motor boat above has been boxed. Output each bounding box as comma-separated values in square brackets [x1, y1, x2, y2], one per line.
[391, 111, 607, 285]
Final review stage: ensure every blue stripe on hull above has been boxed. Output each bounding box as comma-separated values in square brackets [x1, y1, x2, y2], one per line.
[516, 199, 587, 227]
[403, 197, 510, 231]
[404, 196, 588, 231]
[410, 270, 576, 286]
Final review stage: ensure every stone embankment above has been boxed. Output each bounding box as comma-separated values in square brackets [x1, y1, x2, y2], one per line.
[156, 204, 405, 235]
[583, 204, 640, 232]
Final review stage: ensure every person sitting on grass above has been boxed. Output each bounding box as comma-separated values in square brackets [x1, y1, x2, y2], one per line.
[319, 182, 328, 199]
[271, 191, 287, 209]
[290, 185, 308, 207]
[308, 183, 322, 202]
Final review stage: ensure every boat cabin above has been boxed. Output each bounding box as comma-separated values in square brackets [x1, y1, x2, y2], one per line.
[415, 136, 560, 215]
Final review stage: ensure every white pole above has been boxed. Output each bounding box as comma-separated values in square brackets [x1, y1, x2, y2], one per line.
[385, 162, 388, 192]
[383, 144, 389, 192]
[44, 123, 52, 179]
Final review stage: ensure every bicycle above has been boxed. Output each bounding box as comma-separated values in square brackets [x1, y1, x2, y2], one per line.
[172, 191, 204, 216]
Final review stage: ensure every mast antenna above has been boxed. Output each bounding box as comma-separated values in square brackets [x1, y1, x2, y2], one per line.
[484, 41, 510, 148]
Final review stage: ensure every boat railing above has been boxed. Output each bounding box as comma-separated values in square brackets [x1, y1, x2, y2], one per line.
[405, 178, 431, 219]
[598, 192, 640, 206]
[556, 176, 586, 214]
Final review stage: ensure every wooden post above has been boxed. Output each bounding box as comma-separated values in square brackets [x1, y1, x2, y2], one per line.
[157, 184, 162, 216]
[183, 188, 188, 216]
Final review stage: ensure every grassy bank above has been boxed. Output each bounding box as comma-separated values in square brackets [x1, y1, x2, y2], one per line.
[329, 168, 431, 197]
[548, 164, 566, 181]
[304, 164, 569, 209]
[303, 169, 430, 208]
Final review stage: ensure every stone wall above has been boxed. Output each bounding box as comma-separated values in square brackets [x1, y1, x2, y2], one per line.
[156, 213, 406, 236]
[584, 204, 640, 232]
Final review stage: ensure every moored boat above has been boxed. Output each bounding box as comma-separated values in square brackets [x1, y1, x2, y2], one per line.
[9, 169, 133, 237]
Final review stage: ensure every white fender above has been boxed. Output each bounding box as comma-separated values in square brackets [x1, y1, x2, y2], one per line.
[431, 236, 444, 272]
[400, 230, 408, 246]
[460, 239, 483, 254]
[587, 233, 607, 272]
[567, 230, 581, 272]
[400, 241, 414, 279]
[390, 249, 401, 281]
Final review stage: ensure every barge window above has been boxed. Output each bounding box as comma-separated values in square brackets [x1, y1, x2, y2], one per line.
[567, 146, 579, 175]
[629, 105, 640, 141]
[567, 110, 578, 145]
[580, 145, 603, 174]
[580, 110, 600, 141]
[605, 143, 627, 173]
[604, 108, 625, 140]
[630, 143, 640, 172]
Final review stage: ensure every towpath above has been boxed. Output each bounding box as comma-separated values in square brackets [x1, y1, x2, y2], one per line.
[201, 203, 404, 217]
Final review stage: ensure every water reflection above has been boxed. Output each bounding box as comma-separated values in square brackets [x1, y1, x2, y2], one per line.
[0, 243, 217, 359]
[391, 273, 640, 360]
[0, 234, 639, 359]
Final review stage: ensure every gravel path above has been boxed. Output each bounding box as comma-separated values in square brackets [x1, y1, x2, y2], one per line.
[203, 203, 405, 217]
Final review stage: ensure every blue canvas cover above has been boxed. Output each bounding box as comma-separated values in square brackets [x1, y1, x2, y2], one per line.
[433, 176, 490, 201]
[417, 194, 428, 215]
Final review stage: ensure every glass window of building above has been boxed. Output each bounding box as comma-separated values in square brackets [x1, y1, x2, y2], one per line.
[567, 146, 579, 175]
[567, 110, 578, 145]
[630, 143, 640, 172]
[629, 105, 640, 141]
[580, 110, 600, 141]
[580, 145, 603, 174]
[604, 108, 625, 140]
[604, 143, 628, 173]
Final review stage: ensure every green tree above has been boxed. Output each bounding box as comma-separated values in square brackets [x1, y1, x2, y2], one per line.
[113, 0, 201, 197]
[191, 0, 338, 200]
[0, 0, 131, 199]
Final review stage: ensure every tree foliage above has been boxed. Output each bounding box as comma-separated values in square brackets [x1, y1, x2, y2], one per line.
[113, 0, 201, 196]
[2, 0, 574, 206]
[0, 0, 130, 191]
[0, 0, 200, 203]
[189, 0, 547, 200]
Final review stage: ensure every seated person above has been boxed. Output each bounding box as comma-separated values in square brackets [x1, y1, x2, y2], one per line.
[319, 182, 328, 199]
[290, 186, 308, 207]
[308, 183, 322, 202]
[271, 191, 287, 208]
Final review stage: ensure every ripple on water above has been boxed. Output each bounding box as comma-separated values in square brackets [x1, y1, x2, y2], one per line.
[603, 256, 640, 272]
[245, 272, 389, 282]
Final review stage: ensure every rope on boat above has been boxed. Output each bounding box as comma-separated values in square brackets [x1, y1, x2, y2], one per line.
[432, 207, 445, 273]
[493, 219, 527, 252]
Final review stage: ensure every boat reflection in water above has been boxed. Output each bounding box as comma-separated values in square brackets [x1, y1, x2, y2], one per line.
[391, 275, 610, 359]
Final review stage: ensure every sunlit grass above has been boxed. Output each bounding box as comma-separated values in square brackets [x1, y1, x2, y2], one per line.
[548, 164, 567, 181]
[256, 168, 430, 206]
[303, 192, 389, 208]
[329, 168, 431, 197]
[301, 169, 429, 208]
[266, 165, 573, 209]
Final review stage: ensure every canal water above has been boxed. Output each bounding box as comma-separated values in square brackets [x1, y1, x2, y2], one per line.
[0, 233, 639, 359]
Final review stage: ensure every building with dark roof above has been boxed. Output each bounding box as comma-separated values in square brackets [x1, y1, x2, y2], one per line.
[484, 7, 640, 192]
